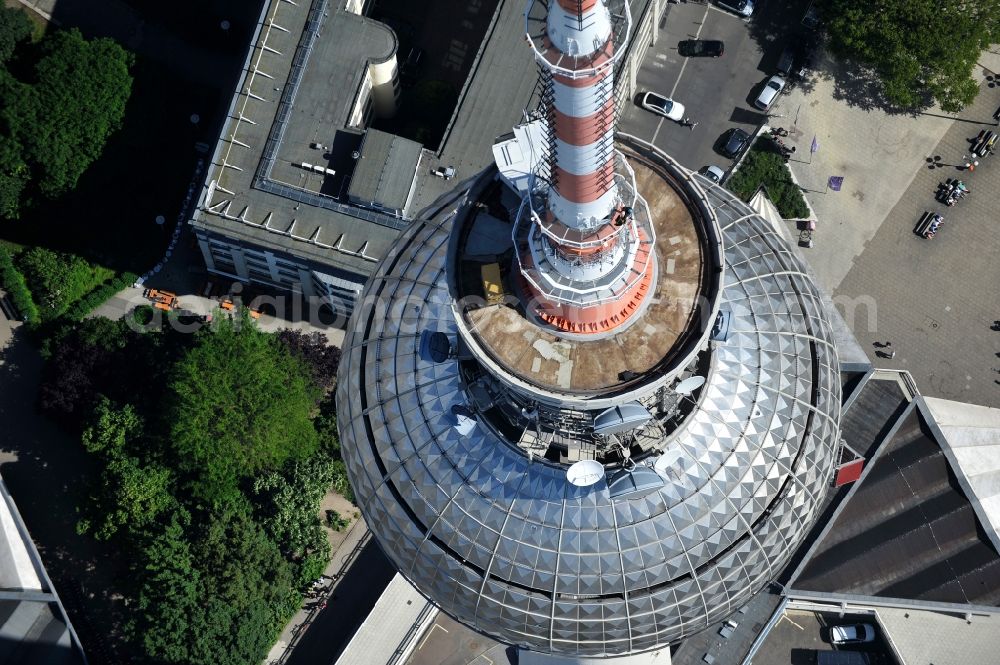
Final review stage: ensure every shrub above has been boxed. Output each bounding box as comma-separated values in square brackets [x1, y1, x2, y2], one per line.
[0, 246, 38, 323]
[63, 271, 138, 322]
[324, 509, 350, 532]
[727, 138, 811, 219]
[16, 247, 114, 321]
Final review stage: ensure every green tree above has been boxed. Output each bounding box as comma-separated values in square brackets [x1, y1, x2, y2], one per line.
[252, 454, 336, 583]
[137, 501, 298, 665]
[78, 399, 174, 540]
[0, 7, 32, 64]
[0, 72, 28, 218]
[166, 316, 320, 503]
[22, 30, 133, 198]
[133, 508, 200, 664]
[727, 139, 811, 219]
[0, 28, 133, 217]
[824, 0, 999, 112]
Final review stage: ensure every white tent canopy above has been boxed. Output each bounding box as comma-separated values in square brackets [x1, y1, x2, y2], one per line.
[923, 396, 1000, 554]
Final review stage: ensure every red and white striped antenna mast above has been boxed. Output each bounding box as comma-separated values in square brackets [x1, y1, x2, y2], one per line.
[518, 0, 656, 336]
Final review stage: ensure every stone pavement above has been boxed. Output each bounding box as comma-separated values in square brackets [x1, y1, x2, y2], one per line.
[834, 80, 1000, 409]
[775, 52, 1000, 291]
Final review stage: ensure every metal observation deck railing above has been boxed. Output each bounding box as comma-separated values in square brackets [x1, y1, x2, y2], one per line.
[524, 0, 632, 79]
[512, 152, 655, 306]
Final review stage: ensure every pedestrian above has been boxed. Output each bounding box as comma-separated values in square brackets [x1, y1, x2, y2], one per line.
[889, 349, 896, 359]
[320, 601, 327, 610]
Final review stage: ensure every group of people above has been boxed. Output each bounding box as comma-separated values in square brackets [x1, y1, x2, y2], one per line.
[944, 179, 969, 206]
[772, 134, 796, 161]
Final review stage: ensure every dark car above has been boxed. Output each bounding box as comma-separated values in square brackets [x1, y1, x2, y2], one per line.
[678, 40, 725, 57]
[720, 128, 751, 158]
[777, 45, 796, 75]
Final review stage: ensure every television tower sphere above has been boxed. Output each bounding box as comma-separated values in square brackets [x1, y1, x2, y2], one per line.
[337, 0, 842, 657]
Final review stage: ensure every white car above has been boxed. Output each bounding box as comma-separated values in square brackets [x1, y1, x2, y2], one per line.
[754, 75, 786, 110]
[699, 165, 726, 183]
[717, 0, 754, 17]
[830, 623, 876, 645]
[641, 92, 685, 121]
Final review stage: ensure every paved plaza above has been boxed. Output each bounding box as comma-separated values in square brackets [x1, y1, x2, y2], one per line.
[618, 4, 1000, 408]
[834, 81, 1000, 408]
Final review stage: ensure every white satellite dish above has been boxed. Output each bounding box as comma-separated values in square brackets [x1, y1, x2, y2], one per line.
[674, 375, 706, 396]
[653, 448, 684, 478]
[566, 459, 606, 487]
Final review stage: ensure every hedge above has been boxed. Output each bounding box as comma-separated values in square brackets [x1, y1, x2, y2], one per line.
[63, 271, 138, 322]
[727, 137, 811, 219]
[0, 247, 39, 324]
[16, 247, 116, 322]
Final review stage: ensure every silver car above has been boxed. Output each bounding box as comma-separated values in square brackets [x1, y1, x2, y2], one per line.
[829, 623, 876, 645]
[754, 75, 786, 110]
[717, 0, 754, 17]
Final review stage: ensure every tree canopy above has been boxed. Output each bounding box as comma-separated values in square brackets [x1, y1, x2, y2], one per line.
[167, 317, 320, 503]
[0, 27, 133, 218]
[39, 315, 351, 664]
[0, 7, 32, 64]
[824, 0, 1000, 112]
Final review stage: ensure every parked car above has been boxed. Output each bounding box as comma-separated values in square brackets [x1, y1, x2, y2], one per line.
[829, 623, 876, 645]
[802, 0, 821, 29]
[754, 75, 786, 110]
[720, 128, 750, 158]
[699, 165, 726, 183]
[716, 0, 754, 17]
[678, 39, 725, 57]
[640, 92, 686, 121]
[777, 45, 796, 76]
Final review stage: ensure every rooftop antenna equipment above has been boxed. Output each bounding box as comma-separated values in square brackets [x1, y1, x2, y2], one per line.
[566, 459, 606, 487]
[674, 375, 706, 396]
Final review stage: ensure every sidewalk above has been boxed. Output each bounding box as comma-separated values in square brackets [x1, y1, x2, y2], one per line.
[90, 286, 347, 346]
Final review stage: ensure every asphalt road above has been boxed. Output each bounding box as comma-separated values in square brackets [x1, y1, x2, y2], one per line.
[619, 0, 814, 174]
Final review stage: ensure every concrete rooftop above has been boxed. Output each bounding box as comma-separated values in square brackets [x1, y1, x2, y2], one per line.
[191, 0, 406, 278]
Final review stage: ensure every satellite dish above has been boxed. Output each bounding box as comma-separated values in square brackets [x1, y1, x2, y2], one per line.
[418, 330, 452, 363]
[653, 448, 684, 479]
[674, 375, 706, 396]
[607, 466, 666, 501]
[566, 460, 605, 487]
[593, 402, 652, 436]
